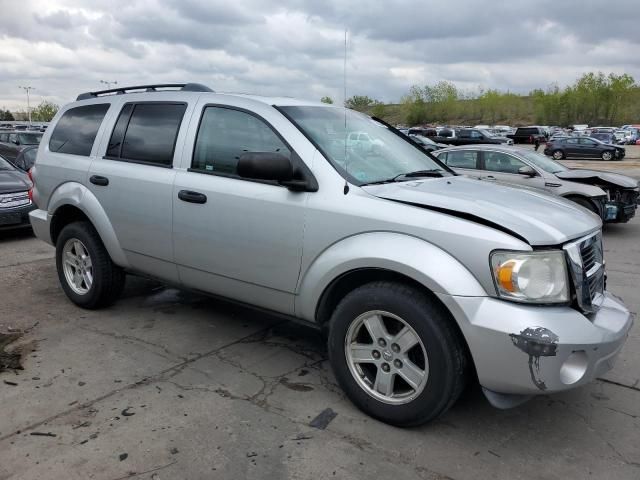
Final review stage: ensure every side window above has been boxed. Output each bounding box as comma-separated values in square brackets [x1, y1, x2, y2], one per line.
[565, 138, 579, 145]
[470, 130, 483, 139]
[0, 133, 7, 142]
[9, 134, 17, 144]
[444, 150, 478, 169]
[49, 104, 110, 156]
[484, 152, 526, 174]
[579, 138, 597, 146]
[106, 103, 186, 166]
[191, 106, 291, 177]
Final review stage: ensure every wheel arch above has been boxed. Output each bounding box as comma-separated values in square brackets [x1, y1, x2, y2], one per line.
[48, 182, 129, 267]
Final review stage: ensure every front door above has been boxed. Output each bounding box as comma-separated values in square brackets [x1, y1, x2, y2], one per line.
[172, 104, 307, 315]
[480, 150, 546, 190]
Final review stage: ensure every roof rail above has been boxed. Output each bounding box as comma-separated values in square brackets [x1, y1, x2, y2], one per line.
[76, 83, 213, 101]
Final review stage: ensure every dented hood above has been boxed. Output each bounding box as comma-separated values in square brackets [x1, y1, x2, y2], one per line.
[363, 176, 600, 246]
[555, 169, 639, 189]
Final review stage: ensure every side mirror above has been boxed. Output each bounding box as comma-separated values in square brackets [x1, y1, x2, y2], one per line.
[237, 152, 294, 182]
[12, 140, 20, 145]
[518, 165, 536, 177]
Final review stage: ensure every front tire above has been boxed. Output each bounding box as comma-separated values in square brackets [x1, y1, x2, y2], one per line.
[56, 221, 125, 309]
[601, 151, 613, 161]
[552, 149, 565, 160]
[328, 281, 467, 426]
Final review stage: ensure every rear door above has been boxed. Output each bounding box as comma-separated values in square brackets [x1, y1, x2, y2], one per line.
[88, 100, 192, 282]
[436, 149, 480, 178]
[563, 138, 581, 157]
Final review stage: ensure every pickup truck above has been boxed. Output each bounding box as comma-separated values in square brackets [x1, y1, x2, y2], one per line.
[429, 128, 513, 146]
[507, 127, 547, 144]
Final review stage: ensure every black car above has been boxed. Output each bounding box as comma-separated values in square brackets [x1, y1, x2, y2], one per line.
[0, 154, 34, 230]
[507, 126, 547, 144]
[408, 134, 447, 152]
[544, 137, 625, 161]
[12, 145, 38, 171]
[0, 131, 43, 163]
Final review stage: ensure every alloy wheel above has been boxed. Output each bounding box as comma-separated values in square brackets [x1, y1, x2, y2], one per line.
[62, 238, 93, 295]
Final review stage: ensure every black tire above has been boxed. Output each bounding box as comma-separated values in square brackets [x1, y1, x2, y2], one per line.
[328, 281, 468, 426]
[55, 221, 125, 309]
[567, 196, 599, 216]
[552, 149, 565, 160]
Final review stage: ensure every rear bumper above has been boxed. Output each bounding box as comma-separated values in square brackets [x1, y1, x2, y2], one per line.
[436, 291, 632, 395]
[28, 208, 52, 244]
[0, 203, 36, 230]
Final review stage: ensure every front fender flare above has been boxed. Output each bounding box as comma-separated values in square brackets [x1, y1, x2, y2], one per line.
[295, 232, 487, 323]
[48, 182, 129, 268]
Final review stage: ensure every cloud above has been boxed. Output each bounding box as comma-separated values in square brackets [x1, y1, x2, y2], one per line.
[0, 0, 639, 110]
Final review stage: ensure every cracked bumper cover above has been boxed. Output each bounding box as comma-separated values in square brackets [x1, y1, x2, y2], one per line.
[436, 291, 633, 395]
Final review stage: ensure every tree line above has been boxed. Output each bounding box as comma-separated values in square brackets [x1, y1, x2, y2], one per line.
[338, 72, 640, 126]
[0, 100, 59, 122]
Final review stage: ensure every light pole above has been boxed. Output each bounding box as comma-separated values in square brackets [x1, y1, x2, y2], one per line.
[100, 80, 118, 90]
[19, 86, 34, 125]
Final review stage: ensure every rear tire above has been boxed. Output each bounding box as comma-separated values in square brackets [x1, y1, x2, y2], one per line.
[552, 150, 564, 160]
[328, 281, 468, 426]
[55, 221, 125, 309]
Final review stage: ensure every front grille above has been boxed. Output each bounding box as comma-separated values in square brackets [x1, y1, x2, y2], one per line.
[564, 231, 605, 313]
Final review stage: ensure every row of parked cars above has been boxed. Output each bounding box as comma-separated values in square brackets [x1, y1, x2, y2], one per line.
[2, 83, 637, 427]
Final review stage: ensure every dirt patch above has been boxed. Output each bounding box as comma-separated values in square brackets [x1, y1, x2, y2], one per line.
[0, 331, 38, 372]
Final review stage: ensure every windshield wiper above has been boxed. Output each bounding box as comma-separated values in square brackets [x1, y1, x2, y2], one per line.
[361, 169, 445, 186]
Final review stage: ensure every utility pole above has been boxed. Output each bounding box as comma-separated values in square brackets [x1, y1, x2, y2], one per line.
[19, 86, 34, 125]
[100, 80, 118, 90]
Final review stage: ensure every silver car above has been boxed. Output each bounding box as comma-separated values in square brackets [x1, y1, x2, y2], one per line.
[433, 145, 639, 223]
[28, 83, 632, 426]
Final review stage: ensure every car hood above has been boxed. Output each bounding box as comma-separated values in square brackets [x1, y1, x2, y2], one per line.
[0, 169, 31, 193]
[363, 176, 600, 246]
[555, 169, 638, 189]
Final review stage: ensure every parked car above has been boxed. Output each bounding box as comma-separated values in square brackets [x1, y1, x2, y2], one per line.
[408, 134, 446, 152]
[12, 145, 38, 171]
[433, 145, 638, 223]
[29, 83, 632, 426]
[590, 132, 615, 144]
[613, 130, 628, 144]
[0, 131, 43, 162]
[506, 126, 547, 144]
[0, 154, 34, 230]
[430, 128, 513, 146]
[544, 137, 625, 161]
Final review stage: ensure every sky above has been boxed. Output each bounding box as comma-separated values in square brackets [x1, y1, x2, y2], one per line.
[1, 0, 639, 111]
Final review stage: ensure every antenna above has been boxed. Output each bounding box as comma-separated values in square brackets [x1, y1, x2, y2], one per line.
[343, 28, 349, 195]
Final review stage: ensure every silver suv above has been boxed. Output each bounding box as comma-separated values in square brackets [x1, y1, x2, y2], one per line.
[29, 83, 632, 426]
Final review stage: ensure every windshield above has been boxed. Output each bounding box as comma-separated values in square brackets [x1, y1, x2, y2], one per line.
[279, 106, 449, 184]
[0, 156, 15, 170]
[520, 150, 567, 173]
[17, 133, 42, 145]
[479, 129, 498, 138]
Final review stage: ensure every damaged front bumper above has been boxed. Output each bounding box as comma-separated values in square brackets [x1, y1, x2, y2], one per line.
[436, 291, 633, 399]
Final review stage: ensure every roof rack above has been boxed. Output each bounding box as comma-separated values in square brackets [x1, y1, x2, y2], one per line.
[76, 83, 214, 101]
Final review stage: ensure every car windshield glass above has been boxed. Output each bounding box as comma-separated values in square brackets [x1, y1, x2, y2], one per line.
[280, 106, 450, 185]
[479, 129, 497, 137]
[0, 156, 14, 170]
[520, 150, 567, 173]
[412, 135, 436, 146]
[17, 133, 42, 145]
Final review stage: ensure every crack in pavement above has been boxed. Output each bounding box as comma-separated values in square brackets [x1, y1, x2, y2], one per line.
[597, 377, 640, 392]
[0, 321, 286, 443]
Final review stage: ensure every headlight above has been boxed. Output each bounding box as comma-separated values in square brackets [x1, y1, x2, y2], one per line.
[490, 251, 569, 303]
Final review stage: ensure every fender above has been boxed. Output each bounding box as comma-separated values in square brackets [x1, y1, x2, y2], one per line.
[295, 232, 487, 323]
[47, 182, 130, 268]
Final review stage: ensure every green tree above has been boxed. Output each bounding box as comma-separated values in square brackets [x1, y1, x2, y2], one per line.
[320, 96, 333, 104]
[0, 108, 14, 121]
[345, 95, 376, 111]
[370, 102, 386, 119]
[31, 101, 59, 122]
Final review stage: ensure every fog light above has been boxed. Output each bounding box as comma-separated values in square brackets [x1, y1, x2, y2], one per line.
[559, 351, 588, 385]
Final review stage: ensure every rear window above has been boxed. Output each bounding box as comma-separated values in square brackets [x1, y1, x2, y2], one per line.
[107, 103, 186, 167]
[49, 104, 110, 156]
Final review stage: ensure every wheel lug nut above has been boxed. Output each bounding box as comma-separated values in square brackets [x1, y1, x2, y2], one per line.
[391, 343, 400, 353]
[394, 359, 403, 369]
[372, 350, 381, 359]
[381, 363, 390, 372]
[378, 338, 387, 347]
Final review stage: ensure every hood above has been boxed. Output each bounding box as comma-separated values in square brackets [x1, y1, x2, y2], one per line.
[0, 169, 31, 193]
[363, 176, 600, 246]
[555, 169, 638, 189]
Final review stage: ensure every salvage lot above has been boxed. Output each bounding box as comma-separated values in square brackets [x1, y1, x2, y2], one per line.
[0, 158, 639, 480]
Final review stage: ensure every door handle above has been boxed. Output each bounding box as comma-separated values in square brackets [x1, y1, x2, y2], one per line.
[90, 175, 109, 186]
[178, 190, 207, 204]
